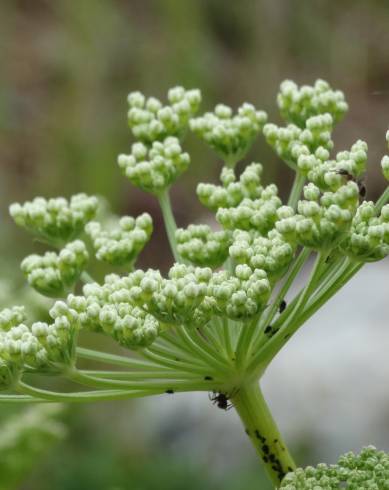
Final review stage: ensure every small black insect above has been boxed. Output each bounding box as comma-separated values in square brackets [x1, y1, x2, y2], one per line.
[335, 169, 366, 200]
[336, 169, 354, 179]
[209, 391, 236, 410]
[358, 182, 367, 198]
[165, 389, 174, 394]
[264, 325, 272, 334]
[204, 375, 213, 381]
[279, 299, 287, 313]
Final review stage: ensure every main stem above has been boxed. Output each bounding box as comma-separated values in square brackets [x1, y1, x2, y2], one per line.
[232, 382, 296, 488]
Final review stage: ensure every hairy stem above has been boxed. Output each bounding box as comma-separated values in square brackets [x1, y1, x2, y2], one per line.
[232, 382, 296, 488]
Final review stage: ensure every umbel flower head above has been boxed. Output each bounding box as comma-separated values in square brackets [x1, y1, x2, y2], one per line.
[277, 78, 348, 127]
[190, 103, 268, 166]
[280, 446, 389, 489]
[276, 182, 359, 250]
[86, 213, 153, 267]
[197, 163, 264, 211]
[175, 224, 232, 268]
[297, 140, 368, 192]
[127, 86, 201, 144]
[21, 240, 89, 298]
[0, 303, 79, 387]
[2, 78, 389, 490]
[9, 194, 98, 246]
[118, 137, 190, 195]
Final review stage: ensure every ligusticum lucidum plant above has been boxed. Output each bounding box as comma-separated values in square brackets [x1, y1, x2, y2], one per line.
[2, 80, 389, 489]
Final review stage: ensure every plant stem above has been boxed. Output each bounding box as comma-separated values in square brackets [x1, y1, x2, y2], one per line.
[249, 252, 325, 373]
[80, 271, 95, 284]
[232, 382, 296, 488]
[376, 186, 389, 212]
[76, 347, 164, 370]
[249, 248, 311, 355]
[287, 171, 305, 210]
[158, 190, 180, 262]
[17, 382, 160, 403]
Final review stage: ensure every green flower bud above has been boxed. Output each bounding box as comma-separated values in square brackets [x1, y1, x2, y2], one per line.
[118, 137, 190, 195]
[86, 213, 153, 267]
[197, 163, 263, 212]
[216, 185, 282, 234]
[209, 267, 270, 320]
[277, 79, 348, 128]
[229, 230, 295, 281]
[280, 446, 389, 489]
[339, 202, 389, 261]
[21, 240, 89, 297]
[190, 103, 267, 166]
[263, 115, 334, 170]
[0, 304, 78, 371]
[127, 86, 201, 144]
[381, 155, 389, 181]
[176, 224, 232, 268]
[9, 194, 98, 246]
[0, 306, 26, 332]
[276, 182, 359, 250]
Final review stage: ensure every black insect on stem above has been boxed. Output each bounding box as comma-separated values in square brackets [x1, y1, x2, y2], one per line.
[335, 169, 366, 200]
[209, 391, 235, 411]
[279, 299, 287, 313]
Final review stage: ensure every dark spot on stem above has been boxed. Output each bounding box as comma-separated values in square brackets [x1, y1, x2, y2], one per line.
[165, 389, 174, 394]
[204, 376, 213, 381]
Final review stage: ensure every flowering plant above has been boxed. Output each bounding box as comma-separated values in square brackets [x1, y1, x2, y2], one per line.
[2, 81, 389, 488]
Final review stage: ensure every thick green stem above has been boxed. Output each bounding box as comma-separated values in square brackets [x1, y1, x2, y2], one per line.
[158, 190, 180, 262]
[232, 382, 296, 488]
[287, 171, 305, 210]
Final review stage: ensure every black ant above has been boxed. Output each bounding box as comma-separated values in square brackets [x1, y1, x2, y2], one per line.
[209, 389, 237, 410]
[335, 169, 366, 199]
[279, 299, 287, 313]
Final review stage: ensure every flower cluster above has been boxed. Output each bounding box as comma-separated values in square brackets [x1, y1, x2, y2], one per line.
[229, 230, 295, 282]
[277, 79, 348, 127]
[9, 194, 98, 246]
[216, 184, 282, 234]
[21, 240, 89, 297]
[209, 265, 270, 320]
[86, 213, 153, 267]
[127, 86, 201, 144]
[340, 202, 389, 262]
[0, 303, 79, 387]
[281, 446, 389, 489]
[0, 306, 26, 332]
[176, 225, 232, 268]
[3, 79, 389, 490]
[197, 163, 264, 211]
[276, 182, 359, 250]
[263, 113, 334, 170]
[118, 137, 190, 195]
[297, 140, 367, 191]
[190, 103, 267, 166]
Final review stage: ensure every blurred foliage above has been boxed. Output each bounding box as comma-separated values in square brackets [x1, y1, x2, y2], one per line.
[0, 404, 65, 490]
[1, 0, 389, 487]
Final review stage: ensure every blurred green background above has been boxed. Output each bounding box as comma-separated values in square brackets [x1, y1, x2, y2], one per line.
[1, 1, 389, 488]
